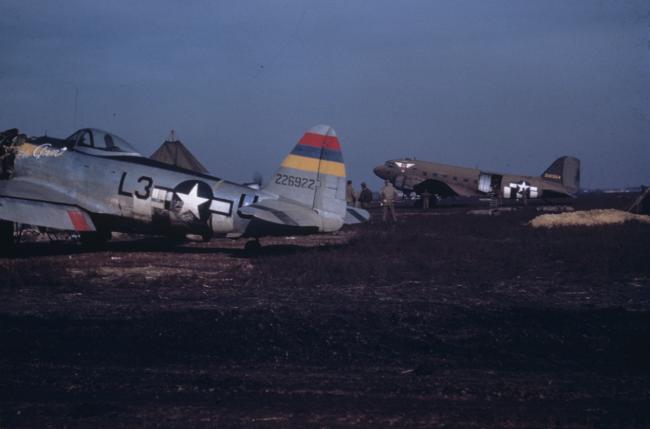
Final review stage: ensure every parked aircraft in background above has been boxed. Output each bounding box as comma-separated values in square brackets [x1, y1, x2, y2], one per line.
[0, 125, 368, 250]
[374, 156, 580, 202]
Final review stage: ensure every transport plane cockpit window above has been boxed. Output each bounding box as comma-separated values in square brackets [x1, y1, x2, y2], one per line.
[394, 161, 415, 169]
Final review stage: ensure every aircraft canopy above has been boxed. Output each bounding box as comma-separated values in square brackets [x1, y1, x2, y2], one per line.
[66, 128, 141, 156]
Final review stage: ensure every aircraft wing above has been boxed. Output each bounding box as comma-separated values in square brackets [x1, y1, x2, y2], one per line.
[413, 179, 478, 198]
[445, 182, 479, 197]
[0, 179, 96, 232]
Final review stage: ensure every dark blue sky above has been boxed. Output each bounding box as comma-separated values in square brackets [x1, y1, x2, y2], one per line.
[1, 1, 648, 189]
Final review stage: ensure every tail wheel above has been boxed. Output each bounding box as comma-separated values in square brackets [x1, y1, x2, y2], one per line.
[79, 228, 111, 248]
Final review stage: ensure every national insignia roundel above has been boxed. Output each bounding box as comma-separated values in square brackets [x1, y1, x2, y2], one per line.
[171, 180, 213, 222]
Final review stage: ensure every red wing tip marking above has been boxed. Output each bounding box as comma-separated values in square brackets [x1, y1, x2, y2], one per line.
[67, 211, 93, 232]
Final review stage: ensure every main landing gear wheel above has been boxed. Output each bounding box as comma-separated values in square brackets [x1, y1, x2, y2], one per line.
[244, 239, 262, 254]
[79, 229, 111, 248]
[0, 220, 15, 255]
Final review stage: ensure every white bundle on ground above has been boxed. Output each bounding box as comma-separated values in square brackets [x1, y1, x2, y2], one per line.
[530, 209, 650, 228]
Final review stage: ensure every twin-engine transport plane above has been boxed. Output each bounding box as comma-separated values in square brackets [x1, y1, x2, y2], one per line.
[374, 156, 580, 203]
[0, 125, 368, 250]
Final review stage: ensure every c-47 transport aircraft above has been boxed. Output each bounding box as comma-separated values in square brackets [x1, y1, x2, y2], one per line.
[0, 125, 368, 250]
[374, 156, 580, 203]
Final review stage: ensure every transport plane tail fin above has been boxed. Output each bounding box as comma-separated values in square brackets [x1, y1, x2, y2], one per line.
[542, 156, 581, 193]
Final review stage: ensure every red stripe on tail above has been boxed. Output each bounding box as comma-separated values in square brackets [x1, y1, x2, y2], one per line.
[298, 132, 341, 151]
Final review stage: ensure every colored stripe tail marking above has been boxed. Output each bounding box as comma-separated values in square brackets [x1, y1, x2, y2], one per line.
[280, 126, 346, 178]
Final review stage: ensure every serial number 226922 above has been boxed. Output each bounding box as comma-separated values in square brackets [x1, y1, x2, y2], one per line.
[274, 173, 315, 190]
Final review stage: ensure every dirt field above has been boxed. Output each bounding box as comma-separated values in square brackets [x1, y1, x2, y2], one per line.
[1, 193, 650, 428]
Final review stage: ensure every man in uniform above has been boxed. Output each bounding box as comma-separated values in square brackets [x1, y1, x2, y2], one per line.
[421, 189, 432, 210]
[380, 179, 397, 222]
[358, 182, 373, 209]
[346, 180, 357, 206]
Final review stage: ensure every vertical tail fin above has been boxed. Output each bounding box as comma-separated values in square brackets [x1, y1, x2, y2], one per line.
[263, 125, 346, 217]
[542, 156, 580, 193]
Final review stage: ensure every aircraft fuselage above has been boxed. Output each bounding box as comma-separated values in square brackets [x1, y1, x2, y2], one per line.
[0, 125, 368, 246]
[11, 139, 272, 239]
[374, 157, 579, 200]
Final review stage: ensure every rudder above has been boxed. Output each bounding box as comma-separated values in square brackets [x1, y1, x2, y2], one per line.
[542, 156, 580, 193]
[264, 125, 347, 217]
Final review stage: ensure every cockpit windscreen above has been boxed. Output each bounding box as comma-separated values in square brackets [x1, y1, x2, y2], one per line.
[66, 128, 140, 156]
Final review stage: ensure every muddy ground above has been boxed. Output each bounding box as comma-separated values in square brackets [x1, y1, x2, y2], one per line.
[1, 193, 650, 428]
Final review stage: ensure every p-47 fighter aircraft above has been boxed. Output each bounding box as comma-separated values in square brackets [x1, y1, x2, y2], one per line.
[374, 156, 580, 203]
[0, 125, 368, 250]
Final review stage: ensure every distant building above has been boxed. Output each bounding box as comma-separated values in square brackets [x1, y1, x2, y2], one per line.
[150, 130, 209, 174]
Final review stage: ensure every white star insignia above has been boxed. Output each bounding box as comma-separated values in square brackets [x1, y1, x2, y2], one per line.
[176, 183, 209, 219]
[517, 182, 530, 196]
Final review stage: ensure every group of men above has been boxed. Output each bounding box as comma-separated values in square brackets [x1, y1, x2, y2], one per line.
[346, 179, 397, 222]
[346, 180, 373, 209]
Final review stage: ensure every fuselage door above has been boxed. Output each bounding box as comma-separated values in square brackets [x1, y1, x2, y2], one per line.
[478, 173, 502, 194]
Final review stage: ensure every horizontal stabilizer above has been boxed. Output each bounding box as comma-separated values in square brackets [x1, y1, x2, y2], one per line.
[239, 199, 321, 228]
[344, 207, 370, 224]
[238, 199, 323, 237]
[0, 197, 95, 232]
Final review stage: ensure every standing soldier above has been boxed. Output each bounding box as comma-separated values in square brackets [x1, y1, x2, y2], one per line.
[346, 180, 357, 206]
[421, 189, 432, 210]
[358, 182, 373, 209]
[0, 129, 18, 180]
[380, 180, 397, 222]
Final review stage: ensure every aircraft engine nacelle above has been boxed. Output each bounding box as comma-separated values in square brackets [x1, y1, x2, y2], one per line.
[503, 181, 539, 199]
